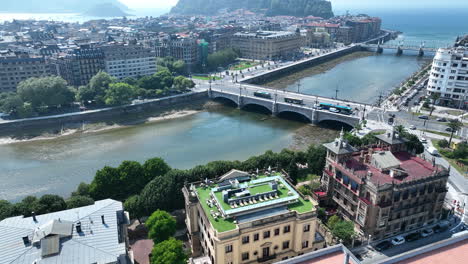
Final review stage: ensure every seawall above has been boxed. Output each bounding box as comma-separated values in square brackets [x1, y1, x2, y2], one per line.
[0, 91, 208, 135]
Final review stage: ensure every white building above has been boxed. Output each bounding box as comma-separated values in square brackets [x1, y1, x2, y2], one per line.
[427, 47, 468, 108]
[0, 199, 132, 264]
[102, 43, 157, 80]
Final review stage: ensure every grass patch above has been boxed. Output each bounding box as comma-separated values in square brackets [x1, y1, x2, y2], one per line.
[432, 140, 467, 176]
[422, 129, 460, 139]
[196, 186, 237, 233]
[230, 61, 260, 71]
[288, 197, 314, 213]
[192, 75, 222, 81]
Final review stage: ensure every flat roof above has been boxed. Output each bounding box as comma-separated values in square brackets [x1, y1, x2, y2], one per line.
[194, 172, 314, 233]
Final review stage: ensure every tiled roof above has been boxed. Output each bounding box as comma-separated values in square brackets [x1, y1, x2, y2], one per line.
[0, 199, 127, 264]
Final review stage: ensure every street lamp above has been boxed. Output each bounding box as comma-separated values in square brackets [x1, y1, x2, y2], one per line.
[367, 234, 372, 246]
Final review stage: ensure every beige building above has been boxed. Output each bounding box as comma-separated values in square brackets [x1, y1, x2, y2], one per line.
[231, 31, 302, 61]
[183, 170, 325, 264]
[320, 129, 449, 242]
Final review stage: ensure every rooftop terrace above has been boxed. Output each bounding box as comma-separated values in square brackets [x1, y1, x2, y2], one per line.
[194, 173, 314, 233]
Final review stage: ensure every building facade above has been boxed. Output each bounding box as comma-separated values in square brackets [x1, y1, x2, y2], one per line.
[55, 46, 105, 86]
[320, 129, 449, 241]
[184, 170, 325, 264]
[0, 50, 55, 92]
[231, 31, 302, 61]
[427, 46, 468, 108]
[155, 35, 199, 71]
[102, 43, 157, 80]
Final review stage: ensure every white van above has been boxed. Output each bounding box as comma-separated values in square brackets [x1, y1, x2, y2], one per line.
[427, 146, 439, 156]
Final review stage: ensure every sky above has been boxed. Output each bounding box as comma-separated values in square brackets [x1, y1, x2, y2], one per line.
[119, 0, 468, 9]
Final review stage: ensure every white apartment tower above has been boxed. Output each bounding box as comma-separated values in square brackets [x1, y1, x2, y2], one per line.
[427, 46, 468, 108]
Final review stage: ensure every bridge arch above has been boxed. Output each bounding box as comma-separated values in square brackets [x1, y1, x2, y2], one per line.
[212, 96, 238, 107]
[241, 103, 272, 115]
[277, 110, 312, 123]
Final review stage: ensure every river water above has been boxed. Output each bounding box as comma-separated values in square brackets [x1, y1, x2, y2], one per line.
[1, 8, 465, 201]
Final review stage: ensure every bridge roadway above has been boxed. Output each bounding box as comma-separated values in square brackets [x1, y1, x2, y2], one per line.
[207, 83, 367, 127]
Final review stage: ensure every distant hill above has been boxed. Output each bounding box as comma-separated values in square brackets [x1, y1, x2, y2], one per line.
[171, 0, 334, 18]
[0, 0, 128, 13]
[85, 3, 129, 17]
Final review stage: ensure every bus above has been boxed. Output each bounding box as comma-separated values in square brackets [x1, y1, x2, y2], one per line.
[319, 103, 352, 115]
[254, 91, 272, 99]
[284, 97, 303, 105]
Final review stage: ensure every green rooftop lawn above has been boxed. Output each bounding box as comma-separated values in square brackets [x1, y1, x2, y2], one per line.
[196, 186, 237, 233]
[249, 183, 272, 195]
[288, 197, 314, 214]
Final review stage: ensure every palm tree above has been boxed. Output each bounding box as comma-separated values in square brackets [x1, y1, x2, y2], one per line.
[395, 125, 406, 136]
[447, 119, 463, 146]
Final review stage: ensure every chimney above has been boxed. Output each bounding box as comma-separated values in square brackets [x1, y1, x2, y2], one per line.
[32, 212, 37, 222]
[76, 222, 82, 233]
[22, 236, 30, 246]
[101, 215, 105, 225]
[367, 171, 373, 180]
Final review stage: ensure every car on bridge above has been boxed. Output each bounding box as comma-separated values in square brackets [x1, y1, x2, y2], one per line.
[329, 107, 340, 113]
[418, 115, 429, 120]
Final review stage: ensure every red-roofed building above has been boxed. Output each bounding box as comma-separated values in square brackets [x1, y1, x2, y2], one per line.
[319, 128, 449, 242]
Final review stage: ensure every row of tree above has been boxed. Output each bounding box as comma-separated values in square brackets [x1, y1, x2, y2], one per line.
[0, 66, 195, 118]
[206, 48, 239, 71]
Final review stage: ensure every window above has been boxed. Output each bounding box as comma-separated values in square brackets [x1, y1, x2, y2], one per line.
[242, 235, 250, 244]
[253, 233, 259, 241]
[264, 230, 270, 239]
[274, 228, 280, 236]
[284, 225, 291, 233]
[283, 241, 290, 249]
[302, 241, 309, 249]
[242, 252, 249, 261]
[303, 224, 310, 232]
[225, 244, 233, 253]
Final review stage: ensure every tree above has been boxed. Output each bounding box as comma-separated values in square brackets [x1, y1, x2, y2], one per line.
[331, 220, 355, 243]
[139, 175, 175, 215]
[124, 195, 143, 220]
[0, 200, 13, 221]
[447, 119, 463, 146]
[90, 166, 122, 200]
[71, 182, 91, 197]
[395, 125, 406, 136]
[438, 139, 449, 149]
[405, 134, 424, 154]
[429, 93, 440, 116]
[36, 194, 67, 214]
[0, 93, 23, 114]
[155, 68, 174, 89]
[143, 158, 171, 183]
[17, 76, 75, 110]
[78, 71, 116, 105]
[173, 76, 195, 92]
[66, 195, 94, 209]
[117, 161, 146, 195]
[146, 210, 177, 244]
[150, 238, 187, 264]
[104, 83, 136, 106]
[327, 215, 340, 229]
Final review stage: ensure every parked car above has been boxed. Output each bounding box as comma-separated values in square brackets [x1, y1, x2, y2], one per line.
[391, 236, 406, 246]
[375, 241, 392, 251]
[427, 146, 439, 156]
[420, 137, 427, 143]
[421, 228, 434, 237]
[437, 118, 447, 122]
[418, 115, 429, 120]
[434, 221, 450, 233]
[405, 232, 421, 242]
[445, 127, 454, 132]
[410, 125, 417, 130]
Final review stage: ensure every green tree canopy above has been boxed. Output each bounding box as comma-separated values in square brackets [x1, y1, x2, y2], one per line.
[173, 76, 195, 92]
[77, 71, 116, 105]
[104, 83, 136, 106]
[146, 210, 177, 244]
[447, 120, 463, 145]
[332, 220, 355, 243]
[150, 238, 187, 264]
[143, 158, 171, 183]
[124, 195, 143, 220]
[207, 48, 238, 70]
[66, 195, 94, 209]
[17, 76, 75, 109]
[35, 194, 67, 215]
[0, 200, 13, 221]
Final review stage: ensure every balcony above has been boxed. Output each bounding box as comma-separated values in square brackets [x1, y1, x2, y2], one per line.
[257, 254, 277, 263]
[378, 200, 392, 208]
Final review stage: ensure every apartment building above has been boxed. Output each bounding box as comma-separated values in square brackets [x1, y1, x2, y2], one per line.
[155, 35, 198, 70]
[183, 170, 325, 264]
[0, 50, 55, 92]
[427, 46, 468, 108]
[320, 129, 449, 242]
[102, 43, 157, 79]
[54, 46, 105, 86]
[231, 31, 302, 61]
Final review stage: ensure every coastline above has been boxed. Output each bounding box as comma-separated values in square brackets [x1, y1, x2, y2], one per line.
[262, 51, 374, 89]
